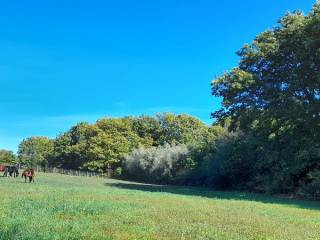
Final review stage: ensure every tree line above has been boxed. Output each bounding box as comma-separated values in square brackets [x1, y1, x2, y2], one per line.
[1, 2, 320, 199]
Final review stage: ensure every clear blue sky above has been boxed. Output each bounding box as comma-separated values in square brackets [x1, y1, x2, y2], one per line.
[0, 0, 315, 152]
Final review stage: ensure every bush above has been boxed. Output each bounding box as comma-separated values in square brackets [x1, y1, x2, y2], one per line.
[112, 167, 123, 178]
[192, 130, 256, 189]
[123, 144, 190, 183]
[297, 171, 320, 200]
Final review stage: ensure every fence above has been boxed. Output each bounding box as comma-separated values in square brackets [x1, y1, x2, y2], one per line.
[32, 166, 111, 178]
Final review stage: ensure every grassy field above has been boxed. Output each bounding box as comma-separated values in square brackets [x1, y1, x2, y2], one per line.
[0, 173, 319, 240]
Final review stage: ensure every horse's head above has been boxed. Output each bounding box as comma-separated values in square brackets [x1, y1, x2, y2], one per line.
[22, 170, 28, 177]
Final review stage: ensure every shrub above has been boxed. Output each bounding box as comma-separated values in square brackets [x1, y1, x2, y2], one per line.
[123, 144, 190, 183]
[297, 171, 320, 200]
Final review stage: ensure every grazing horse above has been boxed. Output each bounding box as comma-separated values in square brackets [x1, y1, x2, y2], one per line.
[0, 164, 5, 177]
[1, 165, 19, 177]
[9, 166, 19, 177]
[22, 169, 35, 183]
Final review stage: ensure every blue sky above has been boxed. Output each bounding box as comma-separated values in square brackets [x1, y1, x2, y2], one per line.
[0, 0, 315, 152]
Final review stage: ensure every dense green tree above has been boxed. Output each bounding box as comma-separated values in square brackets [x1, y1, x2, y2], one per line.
[18, 136, 54, 168]
[50, 122, 100, 170]
[158, 113, 210, 145]
[48, 114, 215, 174]
[132, 115, 162, 146]
[211, 3, 320, 196]
[50, 118, 153, 172]
[88, 117, 150, 171]
[0, 149, 17, 164]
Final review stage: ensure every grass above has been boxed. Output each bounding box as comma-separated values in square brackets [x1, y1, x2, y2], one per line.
[0, 173, 319, 240]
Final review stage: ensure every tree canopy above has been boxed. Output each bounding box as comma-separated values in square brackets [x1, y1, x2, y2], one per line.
[0, 150, 17, 164]
[18, 136, 54, 168]
[211, 3, 320, 197]
[47, 114, 215, 173]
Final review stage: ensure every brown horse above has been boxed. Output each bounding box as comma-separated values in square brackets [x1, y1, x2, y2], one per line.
[22, 169, 35, 183]
[0, 164, 5, 172]
[0, 164, 5, 177]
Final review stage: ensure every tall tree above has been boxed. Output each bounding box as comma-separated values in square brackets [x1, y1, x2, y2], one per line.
[211, 3, 320, 194]
[158, 113, 213, 145]
[18, 136, 54, 168]
[50, 122, 100, 170]
[0, 150, 17, 164]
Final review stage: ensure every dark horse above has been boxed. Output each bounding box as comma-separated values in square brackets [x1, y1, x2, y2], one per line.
[22, 169, 35, 183]
[3, 165, 19, 177]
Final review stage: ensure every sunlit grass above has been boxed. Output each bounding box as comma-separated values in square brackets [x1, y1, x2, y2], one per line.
[0, 173, 319, 240]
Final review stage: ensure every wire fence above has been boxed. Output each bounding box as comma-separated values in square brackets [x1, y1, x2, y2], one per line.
[33, 166, 111, 178]
[1, 163, 111, 178]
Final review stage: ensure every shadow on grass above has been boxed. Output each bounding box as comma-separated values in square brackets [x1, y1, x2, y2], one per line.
[105, 181, 320, 211]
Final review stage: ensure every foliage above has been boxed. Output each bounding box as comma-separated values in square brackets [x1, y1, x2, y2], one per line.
[0, 149, 17, 164]
[157, 113, 212, 145]
[211, 3, 320, 197]
[48, 114, 213, 173]
[49, 119, 151, 172]
[132, 115, 162, 146]
[297, 170, 320, 200]
[18, 137, 54, 168]
[124, 143, 190, 183]
[49, 122, 101, 170]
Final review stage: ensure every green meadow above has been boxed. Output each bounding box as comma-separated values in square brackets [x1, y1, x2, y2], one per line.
[0, 173, 319, 240]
